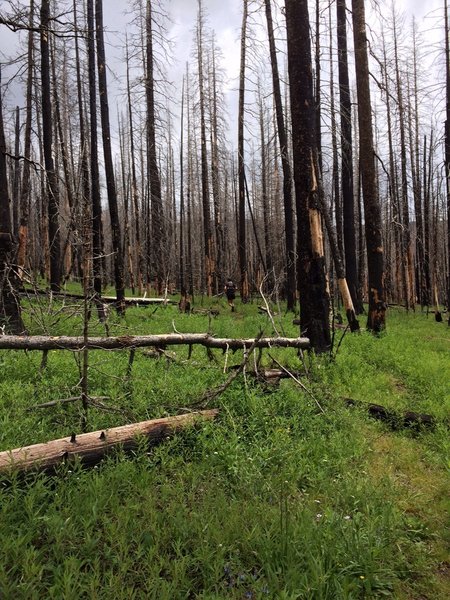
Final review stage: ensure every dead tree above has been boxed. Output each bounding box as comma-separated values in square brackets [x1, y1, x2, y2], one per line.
[285, 0, 331, 353]
[95, 0, 125, 312]
[264, 0, 295, 310]
[337, 0, 362, 313]
[352, 0, 386, 331]
[445, 0, 450, 324]
[238, 0, 249, 302]
[146, 0, 164, 294]
[40, 0, 61, 292]
[0, 67, 24, 333]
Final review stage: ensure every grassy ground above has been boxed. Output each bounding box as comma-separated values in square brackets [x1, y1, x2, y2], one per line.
[0, 295, 449, 599]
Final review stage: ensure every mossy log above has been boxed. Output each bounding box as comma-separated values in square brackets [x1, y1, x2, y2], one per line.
[0, 409, 219, 473]
[0, 333, 310, 352]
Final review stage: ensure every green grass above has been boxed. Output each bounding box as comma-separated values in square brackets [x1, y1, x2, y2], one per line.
[0, 298, 449, 599]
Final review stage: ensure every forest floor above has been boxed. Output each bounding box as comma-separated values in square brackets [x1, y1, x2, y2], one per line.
[0, 292, 449, 599]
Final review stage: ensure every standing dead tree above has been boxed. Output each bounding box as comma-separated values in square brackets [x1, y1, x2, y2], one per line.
[95, 0, 125, 313]
[352, 0, 386, 332]
[285, 0, 331, 353]
[0, 67, 24, 333]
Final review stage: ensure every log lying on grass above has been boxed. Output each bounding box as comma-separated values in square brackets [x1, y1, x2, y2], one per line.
[0, 409, 219, 473]
[0, 333, 310, 352]
[21, 288, 176, 306]
[343, 398, 436, 429]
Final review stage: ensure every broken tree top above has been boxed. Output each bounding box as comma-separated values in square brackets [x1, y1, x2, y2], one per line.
[0, 334, 310, 351]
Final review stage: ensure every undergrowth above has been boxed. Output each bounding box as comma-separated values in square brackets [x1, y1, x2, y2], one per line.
[0, 296, 448, 599]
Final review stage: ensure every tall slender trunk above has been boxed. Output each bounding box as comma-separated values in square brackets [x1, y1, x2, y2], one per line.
[95, 0, 125, 311]
[146, 0, 164, 294]
[238, 0, 249, 302]
[423, 134, 432, 307]
[0, 67, 24, 333]
[51, 36, 76, 280]
[40, 0, 61, 292]
[445, 0, 450, 323]
[381, 30, 403, 305]
[125, 37, 143, 295]
[209, 41, 224, 294]
[337, 0, 361, 312]
[352, 0, 386, 331]
[264, 0, 295, 309]
[393, 9, 414, 309]
[18, 0, 34, 280]
[179, 75, 186, 295]
[407, 31, 425, 307]
[87, 0, 103, 301]
[12, 107, 20, 239]
[258, 87, 273, 290]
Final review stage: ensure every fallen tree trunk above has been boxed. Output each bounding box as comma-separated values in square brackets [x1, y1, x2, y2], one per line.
[20, 287, 175, 306]
[343, 398, 437, 429]
[0, 409, 219, 473]
[0, 333, 310, 351]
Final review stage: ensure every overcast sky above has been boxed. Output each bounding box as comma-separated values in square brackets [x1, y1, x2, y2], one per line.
[0, 0, 445, 143]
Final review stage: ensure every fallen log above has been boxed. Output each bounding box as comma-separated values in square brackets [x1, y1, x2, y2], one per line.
[0, 333, 310, 352]
[343, 398, 436, 429]
[20, 288, 176, 306]
[0, 409, 219, 473]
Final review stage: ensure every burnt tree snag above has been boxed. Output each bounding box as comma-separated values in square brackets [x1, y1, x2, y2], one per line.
[285, 0, 331, 353]
[352, 0, 386, 331]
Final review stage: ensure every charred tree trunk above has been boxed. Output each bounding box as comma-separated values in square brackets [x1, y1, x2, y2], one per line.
[210, 42, 225, 295]
[264, 0, 295, 309]
[126, 37, 143, 295]
[445, 0, 450, 323]
[87, 0, 104, 303]
[0, 68, 24, 333]
[146, 0, 164, 294]
[18, 0, 34, 281]
[393, 12, 414, 310]
[40, 0, 61, 292]
[352, 0, 386, 331]
[285, 0, 331, 353]
[337, 0, 362, 313]
[238, 0, 249, 302]
[196, 1, 213, 296]
[95, 0, 125, 312]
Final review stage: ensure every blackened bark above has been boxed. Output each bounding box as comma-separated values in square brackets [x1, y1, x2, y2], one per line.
[210, 42, 224, 294]
[95, 0, 125, 312]
[87, 0, 103, 301]
[264, 0, 295, 309]
[40, 0, 60, 292]
[0, 68, 24, 333]
[337, 0, 361, 313]
[352, 0, 386, 331]
[445, 0, 450, 323]
[393, 13, 414, 310]
[146, 0, 164, 294]
[196, 1, 213, 296]
[238, 0, 249, 302]
[18, 0, 34, 280]
[12, 107, 20, 238]
[285, 0, 331, 353]
[126, 45, 143, 295]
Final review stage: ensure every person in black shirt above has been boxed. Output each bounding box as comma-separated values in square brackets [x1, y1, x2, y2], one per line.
[224, 279, 236, 311]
